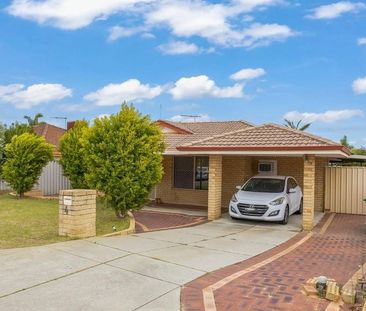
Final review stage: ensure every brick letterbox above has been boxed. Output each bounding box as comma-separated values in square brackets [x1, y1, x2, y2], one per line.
[59, 189, 96, 238]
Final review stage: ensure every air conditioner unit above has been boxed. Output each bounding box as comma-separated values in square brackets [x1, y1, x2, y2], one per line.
[258, 160, 277, 176]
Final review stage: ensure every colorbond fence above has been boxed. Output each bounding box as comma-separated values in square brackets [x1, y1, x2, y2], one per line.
[325, 166, 366, 215]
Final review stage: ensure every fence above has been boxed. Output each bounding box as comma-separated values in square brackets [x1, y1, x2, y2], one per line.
[325, 166, 366, 215]
[0, 160, 71, 196]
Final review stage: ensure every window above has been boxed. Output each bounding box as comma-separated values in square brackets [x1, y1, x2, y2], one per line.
[242, 178, 285, 193]
[173, 156, 209, 190]
[195, 157, 209, 190]
[174, 156, 194, 189]
[258, 160, 277, 176]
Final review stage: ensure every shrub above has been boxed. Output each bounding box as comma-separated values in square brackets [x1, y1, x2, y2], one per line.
[59, 120, 89, 188]
[84, 104, 165, 218]
[2, 133, 54, 197]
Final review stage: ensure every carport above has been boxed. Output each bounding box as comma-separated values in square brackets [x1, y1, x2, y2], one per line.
[155, 120, 351, 230]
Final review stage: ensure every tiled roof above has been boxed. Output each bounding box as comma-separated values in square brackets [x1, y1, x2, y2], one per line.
[158, 120, 350, 155]
[33, 124, 66, 150]
[158, 120, 254, 153]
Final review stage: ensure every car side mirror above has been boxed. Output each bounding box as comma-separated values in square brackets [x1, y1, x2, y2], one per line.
[288, 188, 296, 194]
[236, 185, 242, 190]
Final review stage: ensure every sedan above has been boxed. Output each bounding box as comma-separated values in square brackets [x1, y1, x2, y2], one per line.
[229, 175, 303, 225]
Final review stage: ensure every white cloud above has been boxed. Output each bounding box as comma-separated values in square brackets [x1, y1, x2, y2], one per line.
[230, 68, 266, 80]
[7, 0, 152, 30]
[146, 2, 294, 48]
[108, 25, 147, 41]
[353, 77, 366, 94]
[170, 75, 244, 100]
[158, 41, 200, 55]
[0, 83, 72, 109]
[170, 113, 211, 122]
[7, 0, 293, 49]
[357, 37, 366, 45]
[84, 79, 162, 106]
[284, 109, 364, 123]
[307, 1, 365, 19]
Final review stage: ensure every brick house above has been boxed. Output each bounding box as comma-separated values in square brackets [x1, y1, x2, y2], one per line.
[154, 120, 351, 230]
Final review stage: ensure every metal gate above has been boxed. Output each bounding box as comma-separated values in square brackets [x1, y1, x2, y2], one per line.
[325, 166, 366, 215]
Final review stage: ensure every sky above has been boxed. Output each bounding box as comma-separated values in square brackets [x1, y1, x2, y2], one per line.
[0, 0, 365, 146]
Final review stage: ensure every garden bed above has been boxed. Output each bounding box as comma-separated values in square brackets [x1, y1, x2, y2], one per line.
[0, 194, 130, 249]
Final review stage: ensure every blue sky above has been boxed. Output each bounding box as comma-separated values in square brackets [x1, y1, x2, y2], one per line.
[0, 0, 366, 146]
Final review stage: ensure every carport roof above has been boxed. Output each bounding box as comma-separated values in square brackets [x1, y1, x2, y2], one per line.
[158, 120, 350, 157]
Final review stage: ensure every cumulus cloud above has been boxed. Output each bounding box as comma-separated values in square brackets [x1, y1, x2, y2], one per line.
[353, 77, 366, 94]
[306, 1, 365, 19]
[170, 113, 211, 122]
[283, 109, 364, 123]
[230, 68, 266, 80]
[158, 41, 200, 55]
[170, 75, 244, 100]
[6, 0, 294, 49]
[6, 0, 152, 30]
[84, 79, 162, 106]
[0, 83, 72, 109]
[357, 37, 366, 45]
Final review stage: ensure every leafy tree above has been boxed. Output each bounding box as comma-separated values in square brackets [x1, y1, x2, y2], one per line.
[0, 123, 5, 173]
[4, 122, 32, 145]
[2, 133, 53, 197]
[352, 147, 366, 155]
[59, 120, 89, 188]
[84, 104, 165, 218]
[284, 119, 311, 131]
[24, 113, 45, 126]
[340, 135, 353, 149]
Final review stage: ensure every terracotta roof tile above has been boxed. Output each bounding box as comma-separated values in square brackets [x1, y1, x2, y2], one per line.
[33, 124, 66, 150]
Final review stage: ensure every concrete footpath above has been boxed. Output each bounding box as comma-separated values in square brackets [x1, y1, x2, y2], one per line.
[0, 214, 317, 311]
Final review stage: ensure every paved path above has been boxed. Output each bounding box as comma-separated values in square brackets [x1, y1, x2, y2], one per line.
[181, 214, 366, 311]
[0, 214, 306, 311]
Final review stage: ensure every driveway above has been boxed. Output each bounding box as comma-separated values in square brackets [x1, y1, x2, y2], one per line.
[0, 213, 320, 311]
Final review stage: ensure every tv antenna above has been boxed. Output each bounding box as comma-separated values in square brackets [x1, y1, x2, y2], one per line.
[49, 116, 67, 129]
[180, 114, 201, 122]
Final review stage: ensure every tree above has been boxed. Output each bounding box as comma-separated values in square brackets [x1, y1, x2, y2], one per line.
[1, 122, 32, 174]
[59, 120, 89, 188]
[284, 119, 311, 131]
[24, 113, 45, 126]
[340, 135, 353, 149]
[2, 133, 53, 197]
[84, 104, 165, 218]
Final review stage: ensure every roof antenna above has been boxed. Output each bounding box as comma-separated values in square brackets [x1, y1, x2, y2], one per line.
[49, 116, 67, 129]
[180, 114, 200, 122]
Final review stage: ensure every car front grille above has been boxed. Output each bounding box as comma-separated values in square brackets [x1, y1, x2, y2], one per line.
[237, 203, 269, 216]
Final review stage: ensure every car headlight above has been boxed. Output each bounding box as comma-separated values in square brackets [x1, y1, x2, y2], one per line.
[269, 197, 285, 206]
[231, 194, 238, 203]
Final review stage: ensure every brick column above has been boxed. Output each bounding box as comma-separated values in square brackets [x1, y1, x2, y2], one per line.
[208, 155, 222, 220]
[303, 155, 316, 231]
[59, 189, 96, 238]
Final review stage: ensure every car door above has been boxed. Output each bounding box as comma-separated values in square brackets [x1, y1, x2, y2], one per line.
[286, 178, 298, 213]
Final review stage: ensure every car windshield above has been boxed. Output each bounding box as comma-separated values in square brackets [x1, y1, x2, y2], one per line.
[242, 178, 285, 193]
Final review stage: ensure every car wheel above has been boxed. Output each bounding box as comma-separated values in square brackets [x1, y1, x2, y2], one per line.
[296, 198, 303, 215]
[281, 206, 289, 225]
[231, 216, 239, 220]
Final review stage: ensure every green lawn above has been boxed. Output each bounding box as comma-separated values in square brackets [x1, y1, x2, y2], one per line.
[0, 194, 129, 249]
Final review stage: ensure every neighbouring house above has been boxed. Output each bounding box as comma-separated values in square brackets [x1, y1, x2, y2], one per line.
[153, 120, 351, 230]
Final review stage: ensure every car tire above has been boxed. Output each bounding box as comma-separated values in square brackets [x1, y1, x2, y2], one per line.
[231, 216, 239, 220]
[281, 206, 289, 225]
[296, 198, 303, 215]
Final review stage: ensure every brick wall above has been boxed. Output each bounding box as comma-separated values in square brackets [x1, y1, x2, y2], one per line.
[156, 156, 208, 206]
[315, 158, 328, 212]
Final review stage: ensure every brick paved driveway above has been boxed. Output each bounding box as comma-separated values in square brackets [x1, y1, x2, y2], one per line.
[181, 213, 366, 311]
[133, 210, 207, 233]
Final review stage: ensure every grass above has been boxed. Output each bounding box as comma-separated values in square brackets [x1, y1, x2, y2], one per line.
[0, 194, 129, 249]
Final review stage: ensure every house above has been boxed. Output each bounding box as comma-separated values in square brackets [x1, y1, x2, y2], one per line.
[33, 123, 66, 158]
[154, 120, 351, 230]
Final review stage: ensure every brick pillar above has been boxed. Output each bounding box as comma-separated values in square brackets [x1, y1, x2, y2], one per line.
[208, 155, 222, 220]
[59, 189, 96, 238]
[303, 155, 316, 231]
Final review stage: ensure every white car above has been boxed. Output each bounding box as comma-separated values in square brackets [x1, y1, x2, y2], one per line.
[229, 175, 303, 225]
